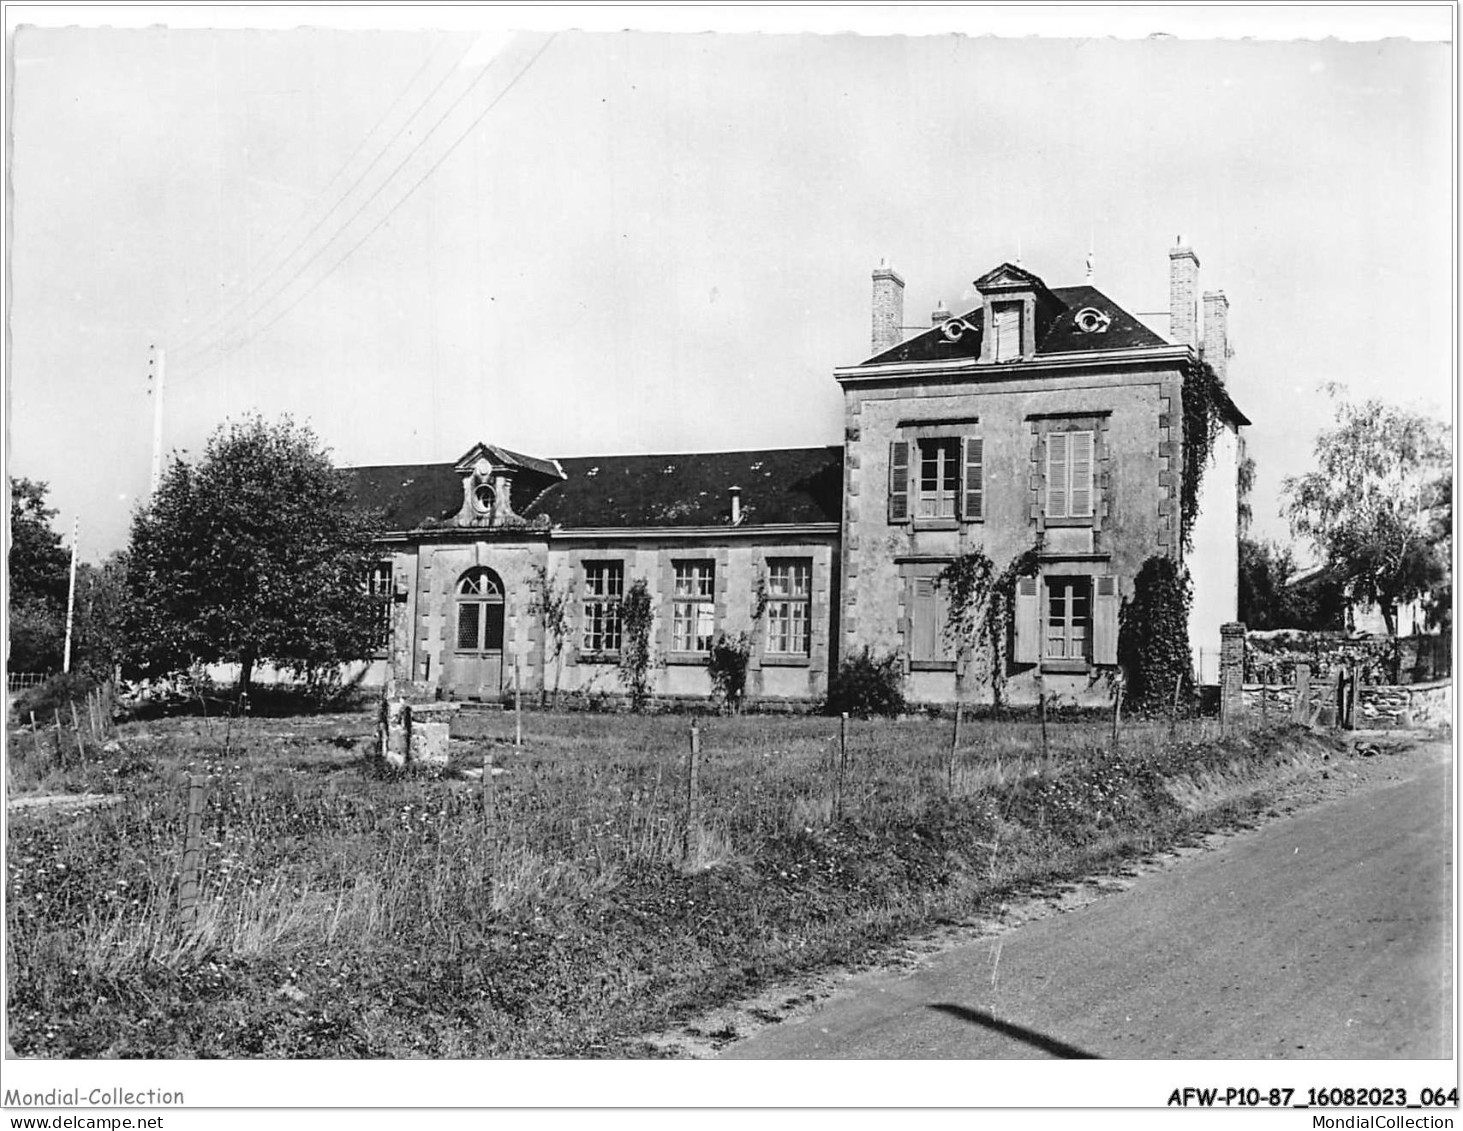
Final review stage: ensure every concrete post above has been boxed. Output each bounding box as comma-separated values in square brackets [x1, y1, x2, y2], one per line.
[1293, 663, 1311, 724]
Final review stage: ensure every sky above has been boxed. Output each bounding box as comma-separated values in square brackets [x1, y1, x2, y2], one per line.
[4, 6, 1454, 571]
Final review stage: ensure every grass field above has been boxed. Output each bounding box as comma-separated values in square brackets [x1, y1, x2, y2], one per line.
[5, 705, 1349, 1057]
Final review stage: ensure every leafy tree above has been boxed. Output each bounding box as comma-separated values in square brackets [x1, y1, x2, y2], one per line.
[121, 416, 384, 697]
[72, 552, 130, 677]
[1238, 538, 1299, 630]
[1282, 390, 1450, 636]
[8, 478, 72, 670]
[8, 592, 65, 672]
[529, 564, 570, 707]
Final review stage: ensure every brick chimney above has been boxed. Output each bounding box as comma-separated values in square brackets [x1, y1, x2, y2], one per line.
[871, 259, 905, 356]
[930, 299, 952, 326]
[1202, 290, 1230, 383]
[1168, 238, 1200, 348]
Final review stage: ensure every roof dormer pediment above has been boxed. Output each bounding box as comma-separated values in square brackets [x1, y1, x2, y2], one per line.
[973, 262, 1045, 294]
[452, 441, 565, 480]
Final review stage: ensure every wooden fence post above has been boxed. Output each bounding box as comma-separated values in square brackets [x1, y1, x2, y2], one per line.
[514, 658, 523, 748]
[948, 701, 962, 794]
[1111, 681, 1124, 753]
[53, 714, 65, 766]
[684, 721, 702, 861]
[179, 775, 205, 931]
[1038, 685, 1049, 760]
[481, 751, 496, 865]
[69, 700, 85, 759]
[836, 713, 848, 820]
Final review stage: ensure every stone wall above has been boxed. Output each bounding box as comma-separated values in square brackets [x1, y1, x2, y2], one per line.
[841, 364, 1182, 708]
[1242, 678, 1451, 729]
[1245, 629, 1450, 686]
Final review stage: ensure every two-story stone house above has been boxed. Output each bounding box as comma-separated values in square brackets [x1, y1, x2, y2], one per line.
[345, 240, 1245, 707]
[836, 243, 1247, 706]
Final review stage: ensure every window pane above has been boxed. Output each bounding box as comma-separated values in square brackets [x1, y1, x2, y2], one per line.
[695, 604, 716, 650]
[484, 603, 505, 651]
[768, 562, 791, 596]
[672, 602, 695, 651]
[457, 603, 481, 651]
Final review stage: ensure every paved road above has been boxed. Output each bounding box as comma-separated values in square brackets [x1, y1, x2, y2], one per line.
[722, 745, 1453, 1060]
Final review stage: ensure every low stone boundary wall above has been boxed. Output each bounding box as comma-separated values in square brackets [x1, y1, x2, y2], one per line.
[1244, 678, 1451, 729]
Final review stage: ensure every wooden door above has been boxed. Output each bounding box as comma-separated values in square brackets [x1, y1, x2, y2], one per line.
[447, 568, 505, 700]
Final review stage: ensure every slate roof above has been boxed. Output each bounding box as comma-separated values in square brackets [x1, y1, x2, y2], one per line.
[862, 283, 1168, 366]
[343, 446, 843, 533]
[344, 463, 463, 531]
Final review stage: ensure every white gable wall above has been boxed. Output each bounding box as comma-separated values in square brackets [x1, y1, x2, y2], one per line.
[1188, 419, 1240, 682]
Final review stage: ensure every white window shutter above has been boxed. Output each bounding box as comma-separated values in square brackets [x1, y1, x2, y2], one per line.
[1093, 575, 1119, 665]
[1013, 576, 1040, 664]
[1046, 433, 1069, 518]
[1070, 431, 1095, 518]
[961, 436, 984, 521]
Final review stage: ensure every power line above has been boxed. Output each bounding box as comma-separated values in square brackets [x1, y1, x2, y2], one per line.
[171, 37, 469, 362]
[172, 33, 557, 387]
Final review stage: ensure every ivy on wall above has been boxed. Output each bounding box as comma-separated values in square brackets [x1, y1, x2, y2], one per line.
[1180, 358, 1226, 554]
[1117, 555, 1193, 709]
[941, 543, 1040, 708]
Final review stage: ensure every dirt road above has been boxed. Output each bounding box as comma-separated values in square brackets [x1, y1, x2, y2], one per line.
[720, 739, 1453, 1060]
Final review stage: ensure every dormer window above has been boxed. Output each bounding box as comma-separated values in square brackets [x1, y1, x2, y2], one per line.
[972, 262, 1061, 365]
[472, 482, 496, 514]
[991, 302, 1023, 361]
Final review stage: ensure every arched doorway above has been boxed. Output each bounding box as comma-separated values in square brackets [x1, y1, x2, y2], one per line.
[447, 567, 505, 700]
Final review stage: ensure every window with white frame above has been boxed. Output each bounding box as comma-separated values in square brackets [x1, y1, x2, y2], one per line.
[1045, 429, 1095, 519]
[581, 561, 623, 653]
[671, 560, 716, 652]
[917, 438, 960, 519]
[765, 559, 811, 656]
[1044, 576, 1091, 662]
[455, 568, 505, 654]
[889, 435, 983, 524]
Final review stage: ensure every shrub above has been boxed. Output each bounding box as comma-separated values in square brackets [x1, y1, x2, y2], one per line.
[11, 670, 101, 725]
[706, 632, 752, 713]
[824, 648, 906, 719]
[617, 579, 655, 713]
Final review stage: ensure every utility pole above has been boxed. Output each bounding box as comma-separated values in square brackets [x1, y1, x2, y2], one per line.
[62, 517, 79, 674]
[149, 344, 166, 496]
